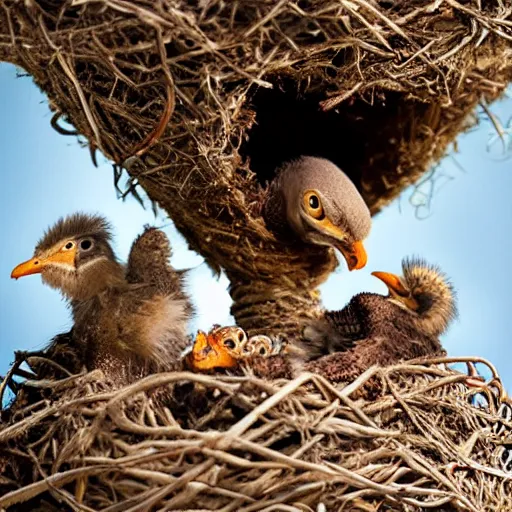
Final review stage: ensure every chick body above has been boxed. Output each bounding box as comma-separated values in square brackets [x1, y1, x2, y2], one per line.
[12, 214, 192, 384]
[301, 258, 457, 382]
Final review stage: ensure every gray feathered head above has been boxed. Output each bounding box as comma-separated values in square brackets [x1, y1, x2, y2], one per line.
[265, 156, 371, 270]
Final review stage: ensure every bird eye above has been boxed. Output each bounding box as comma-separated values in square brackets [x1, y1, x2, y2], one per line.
[62, 241, 75, 251]
[223, 338, 237, 350]
[80, 239, 93, 251]
[303, 191, 325, 220]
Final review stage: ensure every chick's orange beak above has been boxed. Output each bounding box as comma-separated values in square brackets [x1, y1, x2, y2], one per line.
[11, 257, 44, 279]
[339, 240, 368, 271]
[11, 249, 76, 280]
[187, 330, 238, 371]
[371, 271, 408, 295]
[372, 271, 420, 311]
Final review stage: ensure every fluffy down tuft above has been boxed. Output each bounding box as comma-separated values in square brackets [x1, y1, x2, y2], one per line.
[35, 213, 112, 254]
[401, 256, 458, 337]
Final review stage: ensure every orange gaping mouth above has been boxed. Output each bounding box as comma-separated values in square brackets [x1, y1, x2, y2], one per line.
[186, 329, 238, 371]
[186, 327, 282, 371]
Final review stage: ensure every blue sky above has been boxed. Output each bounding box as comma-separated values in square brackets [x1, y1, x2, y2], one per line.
[1, 63, 511, 390]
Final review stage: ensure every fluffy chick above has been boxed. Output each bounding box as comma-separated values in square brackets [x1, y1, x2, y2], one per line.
[11, 213, 192, 384]
[302, 257, 457, 382]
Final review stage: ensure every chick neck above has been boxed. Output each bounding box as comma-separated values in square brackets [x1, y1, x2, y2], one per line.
[68, 258, 126, 308]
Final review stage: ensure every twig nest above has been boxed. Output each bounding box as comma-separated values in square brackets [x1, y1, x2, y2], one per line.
[1, 1, 511, 336]
[1, 355, 511, 510]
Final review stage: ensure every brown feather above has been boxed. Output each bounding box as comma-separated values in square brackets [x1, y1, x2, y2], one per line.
[35, 213, 112, 253]
[299, 260, 456, 383]
[27, 216, 192, 385]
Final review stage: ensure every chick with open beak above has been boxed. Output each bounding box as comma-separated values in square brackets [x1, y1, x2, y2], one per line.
[186, 325, 295, 378]
[184, 258, 457, 383]
[300, 257, 458, 382]
[262, 156, 370, 271]
[185, 325, 245, 371]
[11, 213, 192, 384]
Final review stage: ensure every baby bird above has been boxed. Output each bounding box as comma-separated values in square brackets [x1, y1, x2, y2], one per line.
[262, 156, 371, 271]
[185, 259, 456, 384]
[185, 325, 245, 371]
[302, 257, 457, 382]
[186, 325, 297, 379]
[186, 325, 286, 371]
[11, 213, 192, 383]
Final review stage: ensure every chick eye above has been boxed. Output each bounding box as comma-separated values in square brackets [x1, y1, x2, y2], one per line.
[62, 241, 75, 251]
[80, 239, 93, 251]
[223, 338, 237, 350]
[303, 191, 325, 220]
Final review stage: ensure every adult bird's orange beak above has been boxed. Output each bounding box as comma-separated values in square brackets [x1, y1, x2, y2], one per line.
[11, 249, 76, 279]
[312, 217, 368, 271]
[337, 240, 368, 271]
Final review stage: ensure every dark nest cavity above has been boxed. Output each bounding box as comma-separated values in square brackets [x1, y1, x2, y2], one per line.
[240, 80, 430, 195]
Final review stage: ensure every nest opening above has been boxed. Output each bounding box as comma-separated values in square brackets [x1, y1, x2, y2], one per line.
[240, 80, 429, 192]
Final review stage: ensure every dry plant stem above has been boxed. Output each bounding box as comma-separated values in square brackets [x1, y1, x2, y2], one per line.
[0, 0, 510, 337]
[0, 351, 28, 406]
[1, 356, 511, 510]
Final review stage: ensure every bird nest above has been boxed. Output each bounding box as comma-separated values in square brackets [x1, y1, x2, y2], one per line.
[1, 355, 511, 511]
[2, 1, 512, 337]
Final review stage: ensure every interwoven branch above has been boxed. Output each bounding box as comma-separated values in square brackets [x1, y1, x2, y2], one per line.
[1, 355, 511, 511]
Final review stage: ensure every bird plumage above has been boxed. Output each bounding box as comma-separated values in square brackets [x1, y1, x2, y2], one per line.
[11, 213, 192, 384]
[397, 257, 457, 337]
[35, 213, 113, 254]
[300, 257, 457, 382]
[262, 156, 371, 271]
[185, 258, 457, 384]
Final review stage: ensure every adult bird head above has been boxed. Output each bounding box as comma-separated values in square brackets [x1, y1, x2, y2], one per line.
[11, 213, 124, 301]
[372, 257, 457, 337]
[264, 156, 371, 271]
